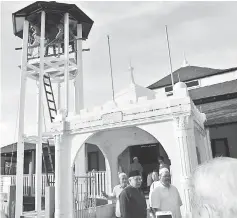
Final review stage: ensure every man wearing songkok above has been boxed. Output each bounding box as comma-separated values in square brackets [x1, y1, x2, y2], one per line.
[191, 157, 237, 218]
[149, 168, 182, 218]
[119, 170, 147, 218]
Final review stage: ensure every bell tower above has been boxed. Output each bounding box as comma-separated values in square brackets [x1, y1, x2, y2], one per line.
[12, 1, 93, 217]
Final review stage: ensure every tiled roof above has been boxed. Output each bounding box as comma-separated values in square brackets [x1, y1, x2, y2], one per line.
[148, 66, 237, 90]
[0, 142, 52, 154]
[196, 98, 237, 126]
[189, 80, 237, 100]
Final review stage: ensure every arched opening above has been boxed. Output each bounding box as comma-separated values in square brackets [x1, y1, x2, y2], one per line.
[72, 126, 170, 197]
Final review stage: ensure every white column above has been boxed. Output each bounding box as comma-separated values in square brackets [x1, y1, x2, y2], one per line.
[64, 13, 69, 115]
[174, 115, 197, 218]
[54, 134, 73, 218]
[35, 10, 45, 217]
[57, 83, 61, 112]
[15, 19, 29, 218]
[74, 23, 84, 114]
[205, 128, 213, 160]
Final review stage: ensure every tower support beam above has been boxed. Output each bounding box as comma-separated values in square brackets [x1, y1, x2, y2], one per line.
[74, 23, 84, 114]
[64, 13, 69, 115]
[35, 10, 45, 218]
[15, 19, 29, 218]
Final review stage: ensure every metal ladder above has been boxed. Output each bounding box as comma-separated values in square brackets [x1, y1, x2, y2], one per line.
[42, 139, 55, 186]
[43, 74, 57, 122]
[42, 74, 56, 186]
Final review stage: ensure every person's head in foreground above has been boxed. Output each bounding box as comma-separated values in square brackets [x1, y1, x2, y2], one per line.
[119, 172, 128, 188]
[159, 168, 171, 187]
[191, 157, 237, 218]
[133, 156, 139, 163]
[128, 170, 142, 188]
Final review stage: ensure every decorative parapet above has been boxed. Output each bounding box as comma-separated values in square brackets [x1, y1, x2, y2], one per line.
[50, 94, 196, 135]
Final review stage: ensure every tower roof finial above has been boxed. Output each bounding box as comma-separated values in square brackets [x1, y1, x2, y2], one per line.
[129, 59, 135, 84]
[182, 52, 189, 68]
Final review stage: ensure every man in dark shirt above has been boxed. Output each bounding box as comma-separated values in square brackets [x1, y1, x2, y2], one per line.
[119, 170, 147, 218]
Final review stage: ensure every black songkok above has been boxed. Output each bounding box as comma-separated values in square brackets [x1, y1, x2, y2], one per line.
[128, 170, 141, 178]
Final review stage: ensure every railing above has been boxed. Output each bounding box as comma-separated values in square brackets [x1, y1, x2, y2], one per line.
[0, 171, 106, 198]
[87, 171, 106, 198]
[0, 174, 54, 196]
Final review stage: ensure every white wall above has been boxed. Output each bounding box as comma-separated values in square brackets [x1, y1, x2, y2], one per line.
[118, 147, 130, 175]
[200, 71, 237, 87]
[194, 125, 212, 164]
[209, 124, 237, 158]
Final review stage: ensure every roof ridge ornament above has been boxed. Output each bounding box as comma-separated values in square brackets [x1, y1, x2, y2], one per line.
[129, 59, 135, 85]
[182, 52, 190, 68]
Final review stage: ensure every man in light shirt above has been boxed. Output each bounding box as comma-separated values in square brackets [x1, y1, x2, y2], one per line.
[102, 173, 128, 218]
[149, 168, 182, 218]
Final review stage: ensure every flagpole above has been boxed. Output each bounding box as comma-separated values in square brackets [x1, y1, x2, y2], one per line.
[107, 35, 115, 102]
[165, 25, 174, 87]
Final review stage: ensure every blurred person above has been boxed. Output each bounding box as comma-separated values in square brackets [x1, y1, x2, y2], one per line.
[147, 169, 159, 190]
[102, 173, 128, 218]
[129, 157, 143, 174]
[191, 157, 237, 218]
[119, 170, 147, 218]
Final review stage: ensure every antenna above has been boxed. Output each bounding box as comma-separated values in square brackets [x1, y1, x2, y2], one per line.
[107, 35, 115, 102]
[129, 58, 135, 84]
[165, 25, 175, 86]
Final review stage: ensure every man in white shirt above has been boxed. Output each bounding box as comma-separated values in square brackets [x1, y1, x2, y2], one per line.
[149, 168, 182, 218]
[102, 173, 128, 218]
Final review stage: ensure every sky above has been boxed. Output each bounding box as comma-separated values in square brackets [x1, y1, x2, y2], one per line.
[1, 1, 237, 147]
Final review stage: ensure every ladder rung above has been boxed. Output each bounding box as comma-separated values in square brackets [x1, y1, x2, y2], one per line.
[51, 117, 55, 120]
[44, 83, 51, 87]
[49, 108, 57, 111]
[46, 91, 53, 95]
[48, 99, 54, 103]
[44, 75, 50, 79]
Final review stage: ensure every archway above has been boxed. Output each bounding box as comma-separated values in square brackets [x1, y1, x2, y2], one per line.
[71, 126, 170, 195]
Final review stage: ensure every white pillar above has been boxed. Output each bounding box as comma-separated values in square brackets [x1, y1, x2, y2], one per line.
[57, 83, 61, 111]
[35, 10, 45, 217]
[174, 115, 198, 218]
[15, 19, 29, 218]
[54, 134, 73, 218]
[74, 23, 84, 114]
[205, 128, 213, 160]
[64, 13, 69, 115]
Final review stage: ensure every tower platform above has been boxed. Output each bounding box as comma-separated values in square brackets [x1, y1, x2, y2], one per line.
[19, 53, 78, 83]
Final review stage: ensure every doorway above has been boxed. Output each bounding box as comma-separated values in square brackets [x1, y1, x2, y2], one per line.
[129, 143, 160, 188]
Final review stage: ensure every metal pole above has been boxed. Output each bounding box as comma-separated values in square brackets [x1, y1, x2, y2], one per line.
[165, 25, 174, 87]
[74, 23, 83, 114]
[107, 35, 115, 102]
[35, 10, 45, 218]
[64, 13, 69, 114]
[15, 19, 29, 218]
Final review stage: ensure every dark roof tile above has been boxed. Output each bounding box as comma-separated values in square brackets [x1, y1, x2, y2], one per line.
[189, 80, 237, 100]
[148, 66, 237, 89]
